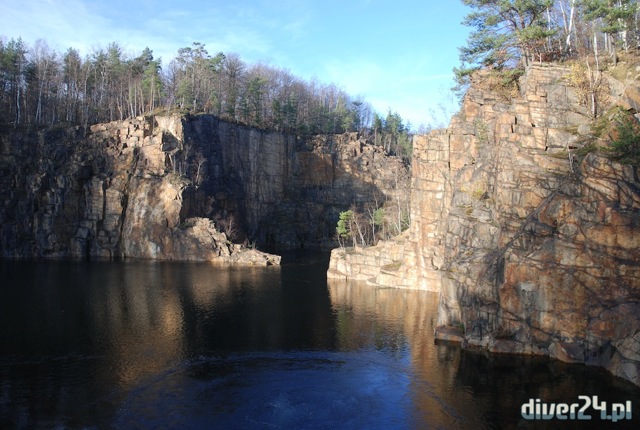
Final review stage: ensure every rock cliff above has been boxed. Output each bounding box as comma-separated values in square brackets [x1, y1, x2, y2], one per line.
[0, 114, 408, 261]
[328, 63, 640, 386]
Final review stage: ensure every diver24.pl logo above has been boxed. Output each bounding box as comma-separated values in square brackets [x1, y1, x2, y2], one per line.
[521, 396, 632, 422]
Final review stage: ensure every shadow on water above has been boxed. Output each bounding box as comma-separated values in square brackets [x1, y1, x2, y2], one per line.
[1, 257, 639, 429]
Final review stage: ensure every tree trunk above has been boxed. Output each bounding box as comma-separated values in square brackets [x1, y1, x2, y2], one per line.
[610, 34, 618, 65]
[563, 0, 576, 54]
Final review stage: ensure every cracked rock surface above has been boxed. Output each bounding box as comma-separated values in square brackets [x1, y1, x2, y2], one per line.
[329, 64, 640, 386]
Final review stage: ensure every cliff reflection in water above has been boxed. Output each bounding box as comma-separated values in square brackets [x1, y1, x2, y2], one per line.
[327, 278, 485, 426]
[326, 278, 640, 429]
[2, 259, 639, 429]
[90, 261, 318, 387]
[1, 257, 342, 428]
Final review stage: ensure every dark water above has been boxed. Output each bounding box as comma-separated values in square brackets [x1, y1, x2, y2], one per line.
[1, 251, 639, 429]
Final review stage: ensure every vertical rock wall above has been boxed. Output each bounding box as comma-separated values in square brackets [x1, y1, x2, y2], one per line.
[429, 65, 640, 385]
[328, 63, 640, 386]
[0, 114, 408, 259]
[172, 116, 409, 249]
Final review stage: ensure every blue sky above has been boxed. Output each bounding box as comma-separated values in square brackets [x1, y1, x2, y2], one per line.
[1, 0, 471, 128]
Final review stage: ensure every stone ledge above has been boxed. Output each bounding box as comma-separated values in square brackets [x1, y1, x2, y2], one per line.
[434, 325, 465, 343]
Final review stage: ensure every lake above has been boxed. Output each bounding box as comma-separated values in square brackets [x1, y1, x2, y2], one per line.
[1, 250, 639, 429]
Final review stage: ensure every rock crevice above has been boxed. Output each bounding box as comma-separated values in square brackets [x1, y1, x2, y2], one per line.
[328, 63, 640, 386]
[1, 114, 409, 263]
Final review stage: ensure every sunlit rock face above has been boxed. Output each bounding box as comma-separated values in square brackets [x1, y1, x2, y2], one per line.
[328, 63, 640, 386]
[430, 65, 640, 386]
[0, 115, 279, 264]
[0, 113, 408, 262]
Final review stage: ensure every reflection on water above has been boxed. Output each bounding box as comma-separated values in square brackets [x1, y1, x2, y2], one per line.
[329, 280, 465, 427]
[328, 279, 640, 429]
[1, 254, 639, 429]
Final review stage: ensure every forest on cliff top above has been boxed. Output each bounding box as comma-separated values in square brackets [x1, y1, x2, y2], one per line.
[454, 0, 640, 165]
[0, 38, 413, 161]
[455, 1, 640, 87]
[3, 1, 640, 162]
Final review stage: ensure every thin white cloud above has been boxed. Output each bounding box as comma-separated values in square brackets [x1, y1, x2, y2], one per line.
[0, 0, 463, 128]
[0, 1, 283, 65]
[141, 3, 304, 64]
[0, 0, 119, 54]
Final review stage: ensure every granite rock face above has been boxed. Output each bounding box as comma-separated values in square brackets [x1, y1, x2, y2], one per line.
[328, 63, 640, 386]
[0, 116, 280, 264]
[327, 231, 410, 286]
[431, 65, 640, 387]
[0, 114, 408, 262]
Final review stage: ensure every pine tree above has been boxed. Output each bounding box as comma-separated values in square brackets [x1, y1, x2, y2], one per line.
[580, 0, 636, 64]
[454, 0, 556, 94]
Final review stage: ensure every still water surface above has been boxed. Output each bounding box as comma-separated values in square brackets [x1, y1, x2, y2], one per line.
[1, 251, 639, 429]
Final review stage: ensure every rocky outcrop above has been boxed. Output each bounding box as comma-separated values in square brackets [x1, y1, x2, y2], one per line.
[431, 65, 640, 387]
[0, 116, 281, 264]
[0, 114, 408, 261]
[327, 231, 409, 286]
[328, 63, 640, 386]
[244, 131, 410, 248]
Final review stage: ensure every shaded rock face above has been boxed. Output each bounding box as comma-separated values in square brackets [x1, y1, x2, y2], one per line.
[175, 116, 409, 249]
[0, 114, 408, 261]
[328, 64, 640, 386]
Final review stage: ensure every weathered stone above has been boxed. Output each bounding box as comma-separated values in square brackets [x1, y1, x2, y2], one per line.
[328, 62, 640, 387]
[2, 112, 409, 265]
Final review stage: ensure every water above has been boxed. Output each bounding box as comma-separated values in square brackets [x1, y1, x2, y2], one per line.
[1, 251, 639, 429]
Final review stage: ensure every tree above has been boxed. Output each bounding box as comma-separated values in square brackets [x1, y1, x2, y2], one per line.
[62, 47, 83, 122]
[336, 210, 355, 247]
[242, 74, 267, 125]
[0, 38, 28, 126]
[557, 0, 578, 53]
[31, 39, 58, 125]
[141, 57, 163, 113]
[221, 53, 245, 119]
[365, 192, 386, 243]
[105, 42, 126, 121]
[372, 112, 384, 146]
[580, 0, 636, 65]
[349, 205, 368, 246]
[384, 110, 403, 153]
[335, 207, 370, 247]
[607, 111, 640, 165]
[191, 151, 208, 186]
[372, 207, 385, 240]
[0, 35, 412, 135]
[454, 0, 557, 93]
[174, 42, 205, 110]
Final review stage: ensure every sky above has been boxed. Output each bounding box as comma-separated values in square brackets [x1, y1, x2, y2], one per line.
[0, 0, 471, 128]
